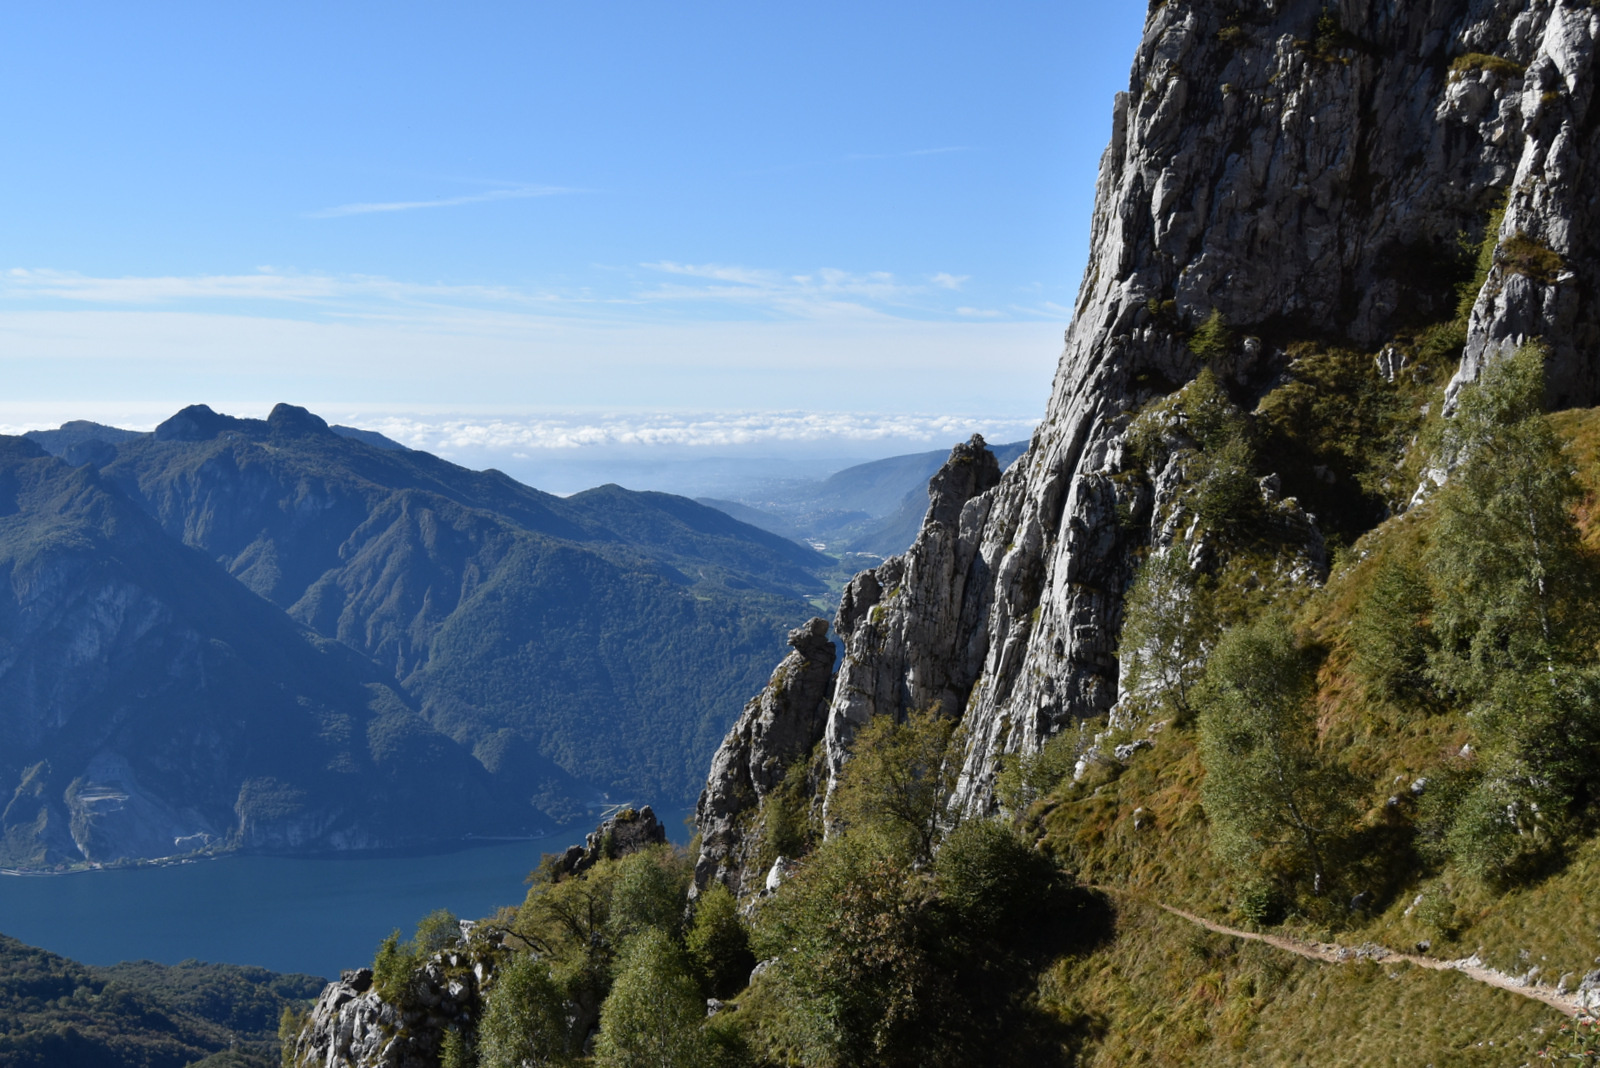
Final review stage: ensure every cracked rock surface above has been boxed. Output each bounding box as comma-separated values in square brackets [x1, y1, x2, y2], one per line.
[695, 0, 1600, 875]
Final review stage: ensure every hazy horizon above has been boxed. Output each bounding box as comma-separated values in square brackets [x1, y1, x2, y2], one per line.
[1, 3, 1145, 437]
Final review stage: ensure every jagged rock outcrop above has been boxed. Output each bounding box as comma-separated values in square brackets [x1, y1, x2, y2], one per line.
[693, 618, 835, 894]
[290, 956, 485, 1068]
[1449, 2, 1600, 408]
[292, 806, 665, 1067]
[553, 803, 668, 877]
[695, 0, 1600, 859]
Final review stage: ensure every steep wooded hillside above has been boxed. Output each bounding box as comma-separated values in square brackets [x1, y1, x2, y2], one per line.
[1, 403, 834, 866]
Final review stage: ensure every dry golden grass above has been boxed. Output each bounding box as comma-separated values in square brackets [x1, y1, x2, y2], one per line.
[1025, 407, 1600, 1062]
[1041, 898, 1565, 1066]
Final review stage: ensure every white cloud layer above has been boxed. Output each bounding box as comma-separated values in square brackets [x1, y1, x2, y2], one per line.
[346, 409, 1038, 454]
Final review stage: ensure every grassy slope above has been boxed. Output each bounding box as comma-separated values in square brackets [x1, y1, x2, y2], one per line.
[1013, 407, 1600, 1063]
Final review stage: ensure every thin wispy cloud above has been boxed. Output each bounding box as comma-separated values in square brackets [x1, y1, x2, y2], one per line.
[308, 184, 575, 219]
[2, 260, 1068, 329]
[639, 261, 935, 319]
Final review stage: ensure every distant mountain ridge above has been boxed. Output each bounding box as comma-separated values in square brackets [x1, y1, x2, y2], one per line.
[699, 440, 1029, 556]
[0, 403, 832, 868]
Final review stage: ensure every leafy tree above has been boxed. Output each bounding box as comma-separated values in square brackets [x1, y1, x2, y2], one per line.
[593, 930, 709, 1068]
[277, 1006, 305, 1068]
[1427, 343, 1592, 693]
[414, 908, 461, 955]
[478, 954, 575, 1068]
[686, 881, 754, 999]
[829, 708, 958, 863]
[514, 858, 621, 1000]
[1117, 547, 1216, 723]
[606, 846, 691, 948]
[994, 728, 1079, 814]
[1422, 343, 1600, 879]
[1351, 555, 1435, 704]
[1197, 616, 1357, 896]
[750, 836, 931, 1068]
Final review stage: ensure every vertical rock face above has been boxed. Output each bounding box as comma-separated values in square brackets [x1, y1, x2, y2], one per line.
[693, 617, 835, 894]
[1449, 3, 1600, 407]
[695, 0, 1600, 867]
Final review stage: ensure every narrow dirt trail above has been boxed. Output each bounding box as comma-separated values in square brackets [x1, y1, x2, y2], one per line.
[1154, 902, 1585, 1016]
[1094, 886, 1587, 1017]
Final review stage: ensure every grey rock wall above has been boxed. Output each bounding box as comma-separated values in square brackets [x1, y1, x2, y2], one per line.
[693, 618, 834, 894]
[694, 0, 1600, 879]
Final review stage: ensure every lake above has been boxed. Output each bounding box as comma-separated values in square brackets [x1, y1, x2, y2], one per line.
[0, 809, 691, 979]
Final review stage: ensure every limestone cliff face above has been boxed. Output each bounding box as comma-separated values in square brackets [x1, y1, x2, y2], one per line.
[695, 0, 1600, 884]
[693, 618, 835, 895]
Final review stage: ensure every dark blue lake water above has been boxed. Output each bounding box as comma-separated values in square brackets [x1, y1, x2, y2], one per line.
[0, 809, 691, 980]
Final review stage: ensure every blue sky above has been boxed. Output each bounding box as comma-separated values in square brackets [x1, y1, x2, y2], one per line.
[0, 2, 1146, 475]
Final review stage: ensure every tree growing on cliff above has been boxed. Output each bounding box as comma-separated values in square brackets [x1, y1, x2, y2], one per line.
[478, 954, 576, 1068]
[1197, 615, 1357, 897]
[1117, 546, 1216, 723]
[829, 708, 959, 863]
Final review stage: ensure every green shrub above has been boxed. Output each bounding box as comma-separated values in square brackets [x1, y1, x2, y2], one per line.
[1456, 196, 1506, 321]
[1449, 52, 1526, 78]
[1236, 881, 1285, 928]
[1196, 616, 1359, 897]
[415, 908, 461, 955]
[749, 836, 930, 1067]
[440, 1025, 474, 1068]
[370, 930, 419, 1005]
[594, 930, 710, 1068]
[1411, 887, 1458, 938]
[687, 882, 755, 999]
[994, 729, 1080, 813]
[1498, 232, 1565, 283]
[760, 758, 815, 870]
[933, 820, 1061, 939]
[1187, 309, 1233, 363]
[478, 954, 576, 1068]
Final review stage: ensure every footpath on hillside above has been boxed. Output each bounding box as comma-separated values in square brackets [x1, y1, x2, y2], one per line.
[1094, 886, 1588, 1018]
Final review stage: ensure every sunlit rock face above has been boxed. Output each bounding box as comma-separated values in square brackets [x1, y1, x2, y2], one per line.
[693, 0, 1600, 881]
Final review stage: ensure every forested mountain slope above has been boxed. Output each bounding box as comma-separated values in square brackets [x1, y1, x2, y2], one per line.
[0, 934, 323, 1068]
[0, 437, 503, 868]
[0, 404, 830, 866]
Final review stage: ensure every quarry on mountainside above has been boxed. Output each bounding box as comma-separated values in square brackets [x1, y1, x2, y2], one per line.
[281, 0, 1600, 1064]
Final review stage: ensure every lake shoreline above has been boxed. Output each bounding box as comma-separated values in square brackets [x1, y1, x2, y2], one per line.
[0, 827, 612, 877]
